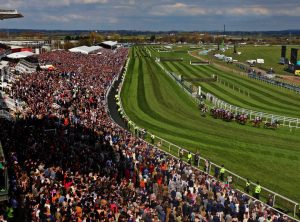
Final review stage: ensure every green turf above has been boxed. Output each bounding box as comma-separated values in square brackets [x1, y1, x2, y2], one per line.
[161, 60, 300, 117]
[121, 46, 300, 205]
[158, 61, 300, 118]
[146, 45, 300, 118]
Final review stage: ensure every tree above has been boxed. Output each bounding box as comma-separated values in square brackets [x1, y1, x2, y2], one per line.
[63, 41, 75, 50]
[89, 32, 104, 45]
[111, 33, 121, 42]
[65, 35, 71, 41]
[79, 37, 91, 46]
[150, 34, 156, 42]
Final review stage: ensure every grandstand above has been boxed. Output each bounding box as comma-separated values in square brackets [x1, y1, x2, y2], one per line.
[100, 40, 118, 49]
[0, 8, 22, 204]
[14, 56, 38, 74]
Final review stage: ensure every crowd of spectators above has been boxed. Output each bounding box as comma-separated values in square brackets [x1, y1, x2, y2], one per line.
[0, 48, 293, 222]
[0, 48, 6, 54]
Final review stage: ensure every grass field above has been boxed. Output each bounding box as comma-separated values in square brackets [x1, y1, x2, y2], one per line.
[121, 46, 300, 203]
[222, 45, 299, 75]
[147, 45, 300, 118]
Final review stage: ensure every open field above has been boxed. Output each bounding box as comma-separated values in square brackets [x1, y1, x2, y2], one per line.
[122, 46, 300, 203]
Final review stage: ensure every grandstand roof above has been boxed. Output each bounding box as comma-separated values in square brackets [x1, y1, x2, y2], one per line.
[0, 9, 23, 20]
[69, 45, 102, 54]
[101, 41, 118, 47]
[7, 51, 34, 59]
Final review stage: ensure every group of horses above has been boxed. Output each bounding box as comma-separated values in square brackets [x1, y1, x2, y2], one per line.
[199, 104, 280, 129]
[210, 107, 248, 125]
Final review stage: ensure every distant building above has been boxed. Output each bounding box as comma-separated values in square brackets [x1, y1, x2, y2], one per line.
[0, 9, 23, 20]
[100, 41, 118, 49]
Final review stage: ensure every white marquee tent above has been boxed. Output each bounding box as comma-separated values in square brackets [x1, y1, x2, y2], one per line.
[69, 45, 102, 54]
[6, 51, 34, 59]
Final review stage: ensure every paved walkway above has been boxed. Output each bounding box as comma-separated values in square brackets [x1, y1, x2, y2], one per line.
[106, 75, 127, 129]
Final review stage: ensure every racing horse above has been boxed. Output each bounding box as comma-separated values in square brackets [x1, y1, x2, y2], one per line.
[199, 103, 208, 117]
[223, 111, 234, 122]
[264, 120, 280, 129]
[210, 107, 218, 118]
[251, 117, 262, 127]
[235, 113, 248, 125]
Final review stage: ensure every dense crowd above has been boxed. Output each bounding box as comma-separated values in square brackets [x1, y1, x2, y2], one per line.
[0, 48, 6, 54]
[0, 48, 293, 222]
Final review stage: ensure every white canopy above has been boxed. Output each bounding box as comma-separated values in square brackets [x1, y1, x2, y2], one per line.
[101, 41, 118, 47]
[69, 45, 102, 54]
[7, 51, 34, 59]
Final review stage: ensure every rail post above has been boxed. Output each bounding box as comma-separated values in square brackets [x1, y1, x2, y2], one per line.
[294, 204, 298, 218]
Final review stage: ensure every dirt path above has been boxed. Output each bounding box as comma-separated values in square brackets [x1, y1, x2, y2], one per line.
[280, 75, 300, 85]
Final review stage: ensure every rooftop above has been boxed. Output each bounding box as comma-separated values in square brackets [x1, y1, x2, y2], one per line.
[0, 9, 23, 20]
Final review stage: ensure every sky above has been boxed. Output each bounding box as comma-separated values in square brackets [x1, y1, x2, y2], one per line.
[0, 0, 299, 31]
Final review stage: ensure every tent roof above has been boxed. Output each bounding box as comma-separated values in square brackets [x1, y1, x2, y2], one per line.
[101, 41, 118, 47]
[69, 45, 102, 54]
[7, 51, 34, 59]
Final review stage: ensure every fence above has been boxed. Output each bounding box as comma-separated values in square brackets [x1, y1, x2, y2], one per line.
[158, 56, 300, 129]
[112, 56, 300, 220]
[248, 73, 300, 93]
[190, 60, 210, 65]
[190, 49, 300, 94]
[209, 94, 300, 128]
[159, 57, 183, 62]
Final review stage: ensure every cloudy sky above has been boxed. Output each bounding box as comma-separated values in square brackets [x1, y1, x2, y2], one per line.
[0, 0, 299, 31]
